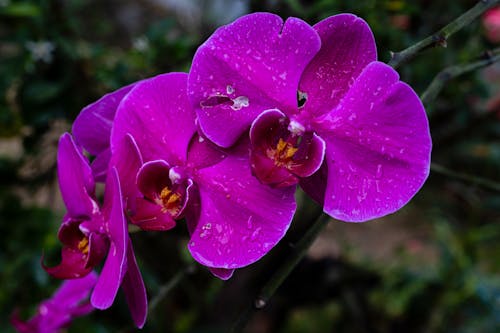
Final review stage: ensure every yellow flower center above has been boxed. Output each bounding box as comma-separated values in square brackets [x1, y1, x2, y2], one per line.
[267, 138, 298, 167]
[158, 186, 182, 215]
[77, 237, 89, 255]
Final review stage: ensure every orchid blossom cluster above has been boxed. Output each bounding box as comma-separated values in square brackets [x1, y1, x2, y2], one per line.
[14, 12, 431, 332]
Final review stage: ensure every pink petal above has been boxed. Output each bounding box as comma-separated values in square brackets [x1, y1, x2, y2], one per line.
[188, 12, 321, 147]
[57, 133, 95, 218]
[91, 168, 127, 309]
[209, 267, 235, 280]
[72, 82, 138, 156]
[188, 148, 296, 269]
[51, 271, 98, 307]
[299, 14, 377, 118]
[111, 73, 196, 165]
[315, 62, 431, 222]
[111, 134, 143, 214]
[249, 109, 325, 187]
[122, 238, 148, 328]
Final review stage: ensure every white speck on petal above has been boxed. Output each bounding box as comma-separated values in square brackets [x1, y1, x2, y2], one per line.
[231, 96, 249, 110]
[288, 120, 305, 135]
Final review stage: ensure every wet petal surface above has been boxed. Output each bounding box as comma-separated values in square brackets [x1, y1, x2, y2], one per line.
[189, 12, 321, 147]
[57, 133, 95, 218]
[111, 73, 196, 166]
[299, 14, 377, 118]
[188, 147, 296, 269]
[315, 62, 431, 222]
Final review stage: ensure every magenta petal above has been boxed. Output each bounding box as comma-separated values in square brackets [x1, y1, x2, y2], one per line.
[44, 246, 93, 279]
[299, 162, 328, 205]
[315, 62, 431, 222]
[122, 238, 148, 329]
[111, 73, 196, 165]
[136, 160, 171, 199]
[73, 82, 138, 156]
[188, 151, 296, 269]
[289, 132, 325, 177]
[132, 197, 176, 231]
[90, 148, 111, 182]
[91, 168, 127, 309]
[250, 150, 299, 187]
[112, 134, 143, 213]
[209, 267, 235, 280]
[86, 232, 109, 269]
[299, 14, 377, 118]
[57, 133, 95, 218]
[51, 271, 98, 307]
[188, 12, 321, 147]
[249, 109, 325, 186]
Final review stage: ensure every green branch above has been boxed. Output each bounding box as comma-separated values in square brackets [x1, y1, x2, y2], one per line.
[431, 163, 500, 192]
[421, 49, 500, 106]
[388, 0, 500, 69]
[230, 212, 331, 332]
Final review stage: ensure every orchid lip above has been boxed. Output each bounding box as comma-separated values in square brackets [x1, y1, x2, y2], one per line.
[250, 109, 325, 187]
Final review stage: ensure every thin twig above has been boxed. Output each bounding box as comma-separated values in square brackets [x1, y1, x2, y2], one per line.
[230, 212, 331, 332]
[431, 162, 500, 192]
[388, 0, 500, 69]
[420, 49, 500, 106]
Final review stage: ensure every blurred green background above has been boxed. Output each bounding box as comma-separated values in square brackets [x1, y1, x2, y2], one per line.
[1, 0, 499, 332]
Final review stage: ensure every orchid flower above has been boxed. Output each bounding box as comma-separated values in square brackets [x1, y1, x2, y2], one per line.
[11, 272, 97, 333]
[188, 13, 432, 222]
[44, 133, 147, 328]
[109, 72, 296, 279]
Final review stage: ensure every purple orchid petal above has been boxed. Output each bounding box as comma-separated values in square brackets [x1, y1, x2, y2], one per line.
[50, 271, 98, 307]
[136, 160, 171, 199]
[299, 14, 377, 119]
[315, 62, 431, 222]
[45, 218, 104, 279]
[133, 160, 190, 229]
[112, 134, 143, 214]
[188, 12, 321, 147]
[91, 168, 127, 309]
[188, 148, 296, 269]
[86, 232, 109, 269]
[122, 238, 148, 329]
[249, 109, 325, 187]
[11, 273, 97, 333]
[73, 82, 138, 156]
[43, 246, 93, 279]
[299, 161, 328, 205]
[209, 267, 235, 280]
[111, 73, 196, 165]
[57, 133, 95, 218]
[288, 132, 325, 177]
[132, 197, 177, 231]
[250, 149, 299, 187]
[186, 134, 227, 169]
[90, 147, 111, 182]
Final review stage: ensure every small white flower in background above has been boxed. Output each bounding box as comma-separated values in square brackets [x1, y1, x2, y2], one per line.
[0, 0, 10, 8]
[26, 40, 56, 63]
[133, 36, 149, 52]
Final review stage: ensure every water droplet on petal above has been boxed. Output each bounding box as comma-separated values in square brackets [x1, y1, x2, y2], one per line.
[231, 96, 249, 111]
[376, 164, 383, 178]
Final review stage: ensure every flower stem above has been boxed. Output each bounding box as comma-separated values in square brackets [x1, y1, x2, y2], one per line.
[388, 0, 500, 69]
[431, 162, 500, 192]
[421, 49, 500, 106]
[230, 212, 331, 332]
